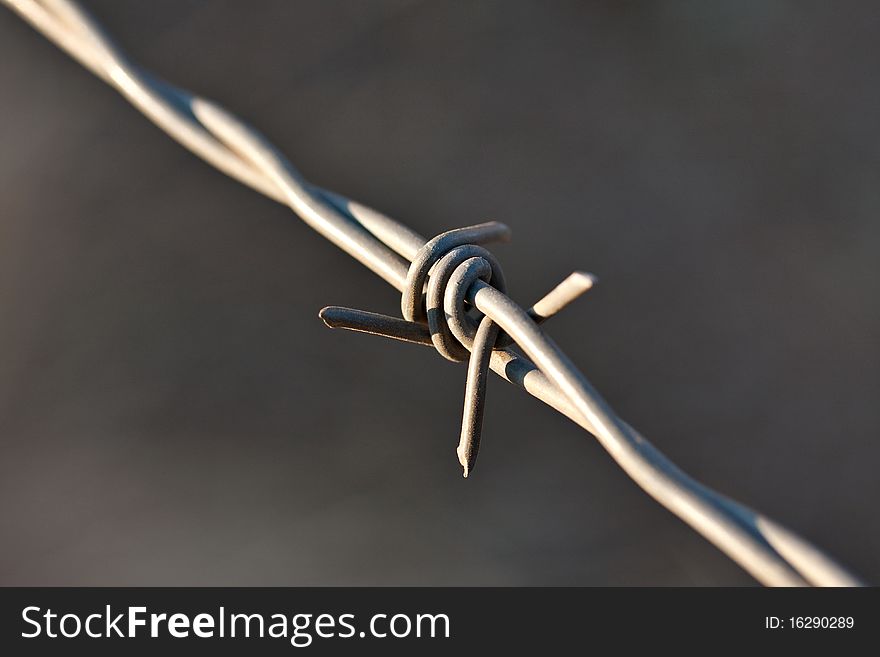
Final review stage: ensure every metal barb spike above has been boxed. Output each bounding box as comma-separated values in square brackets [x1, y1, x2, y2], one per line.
[458, 270, 596, 477]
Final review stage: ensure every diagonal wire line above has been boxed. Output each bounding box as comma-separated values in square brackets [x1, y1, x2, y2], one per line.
[1, 0, 863, 587]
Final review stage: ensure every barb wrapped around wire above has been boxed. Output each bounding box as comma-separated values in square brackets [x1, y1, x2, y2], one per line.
[319, 222, 593, 476]
[3, 0, 864, 586]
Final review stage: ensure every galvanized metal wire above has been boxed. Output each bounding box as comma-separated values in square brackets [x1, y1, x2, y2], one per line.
[3, 0, 863, 587]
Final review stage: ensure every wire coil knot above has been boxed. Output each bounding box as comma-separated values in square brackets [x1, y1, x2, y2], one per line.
[320, 222, 594, 476]
[401, 222, 510, 362]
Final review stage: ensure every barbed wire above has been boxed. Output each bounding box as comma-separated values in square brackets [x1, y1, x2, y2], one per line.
[2, 0, 862, 587]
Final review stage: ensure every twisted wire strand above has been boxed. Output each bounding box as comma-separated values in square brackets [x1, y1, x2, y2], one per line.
[2, 0, 862, 587]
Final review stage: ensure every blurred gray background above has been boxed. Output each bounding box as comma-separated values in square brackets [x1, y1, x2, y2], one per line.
[0, 0, 877, 585]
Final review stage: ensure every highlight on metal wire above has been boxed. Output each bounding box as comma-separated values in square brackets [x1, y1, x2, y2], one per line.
[2, 0, 863, 587]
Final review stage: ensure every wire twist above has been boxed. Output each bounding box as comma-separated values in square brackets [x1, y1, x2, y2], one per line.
[3, 0, 864, 586]
[320, 222, 590, 476]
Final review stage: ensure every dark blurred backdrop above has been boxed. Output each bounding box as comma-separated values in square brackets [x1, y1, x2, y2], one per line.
[0, 1, 877, 585]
